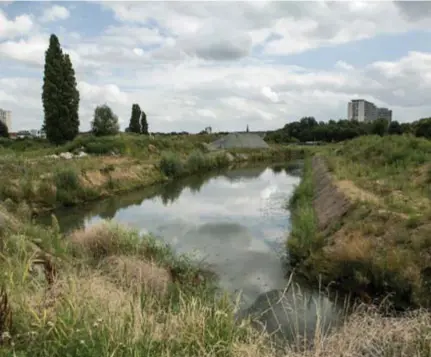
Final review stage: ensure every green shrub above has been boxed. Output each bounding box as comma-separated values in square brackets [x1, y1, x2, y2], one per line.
[54, 168, 80, 191]
[213, 153, 230, 169]
[186, 150, 207, 173]
[159, 152, 184, 177]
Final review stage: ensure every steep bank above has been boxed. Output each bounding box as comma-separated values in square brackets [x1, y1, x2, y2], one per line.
[288, 135, 431, 308]
[2, 191, 431, 356]
[0, 134, 304, 215]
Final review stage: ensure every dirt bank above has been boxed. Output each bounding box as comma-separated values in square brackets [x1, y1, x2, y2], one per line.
[312, 156, 351, 231]
[288, 154, 431, 309]
[1, 146, 303, 216]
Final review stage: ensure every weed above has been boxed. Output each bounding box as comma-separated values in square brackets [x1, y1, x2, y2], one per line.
[159, 152, 184, 178]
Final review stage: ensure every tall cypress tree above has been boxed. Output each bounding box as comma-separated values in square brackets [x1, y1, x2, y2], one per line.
[42, 34, 64, 144]
[140, 110, 148, 135]
[63, 54, 80, 140]
[42, 34, 79, 145]
[128, 104, 141, 133]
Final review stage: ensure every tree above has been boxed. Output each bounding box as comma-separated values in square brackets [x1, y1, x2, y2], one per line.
[388, 121, 402, 135]
[128, 104, 141, 133]
[140, 110, 148, 135]
[415, 118, 431, 139]
[371, 118, 389, 137]
[91, 105, 119, 136]
[42, 34, 80, 145]
[62, 54, 80, 140]
[0, 120, 9, 138]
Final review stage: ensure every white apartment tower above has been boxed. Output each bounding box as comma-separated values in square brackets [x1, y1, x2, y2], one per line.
[348, 99, 378, 122]
[0, 108, 12, 131]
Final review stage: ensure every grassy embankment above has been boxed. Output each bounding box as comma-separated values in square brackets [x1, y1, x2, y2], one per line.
[288, 135, 431, 309]
[1, 205, 430, 357]
[0, 134, 302, 214]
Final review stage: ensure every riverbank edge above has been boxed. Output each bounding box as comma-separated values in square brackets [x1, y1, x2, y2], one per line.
[4, 146, 305, 216]
[286, 154, 425, 309]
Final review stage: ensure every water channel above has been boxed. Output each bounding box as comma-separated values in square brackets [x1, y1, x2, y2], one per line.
[39, 162, 344, 342]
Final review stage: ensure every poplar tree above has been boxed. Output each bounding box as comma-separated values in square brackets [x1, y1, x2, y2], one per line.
[140, 110, 148, 135]
[128, 104, 141, 133]
[42, 34, 80, 145]
[63, 54, 80, 140]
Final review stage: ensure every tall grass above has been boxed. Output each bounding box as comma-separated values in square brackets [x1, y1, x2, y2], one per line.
[289, 135, 431, 308]
[287, 156, 320, 265]
[160, 150, 231, 178]
[1, 205, 431, 356]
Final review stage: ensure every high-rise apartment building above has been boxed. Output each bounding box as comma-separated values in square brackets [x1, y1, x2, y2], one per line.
[376, 107, 392, 122]
[0, 108, 12, 131]
[348, 100, 392, 122]
[347, 99, 377, 122]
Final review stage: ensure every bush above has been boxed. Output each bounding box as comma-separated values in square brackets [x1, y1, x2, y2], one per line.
[159, 152, 184, 177]
[91, 105, 120, 137]
[54, 168, 80, 191]
[186, 150, 207, 173]
[54, 168, 81, 205]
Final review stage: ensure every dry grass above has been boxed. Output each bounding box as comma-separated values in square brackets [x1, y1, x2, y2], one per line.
[335, 180, 380, 205]
[288, 136, 431, 308]
[327, 229, 374, 262]
[69, 221, 140, 259]
[101, 255, 171, 297]
[286, 308, 431, 357]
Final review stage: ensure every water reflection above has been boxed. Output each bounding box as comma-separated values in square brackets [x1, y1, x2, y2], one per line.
[37, 161, 345, 342]
[236, 283, 343, 345]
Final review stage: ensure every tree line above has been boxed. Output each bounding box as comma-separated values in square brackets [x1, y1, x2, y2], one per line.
[266, 117, 431, 144]
[37, 34, 151, 144]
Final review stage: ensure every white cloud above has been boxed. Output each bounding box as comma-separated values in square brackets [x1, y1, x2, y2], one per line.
[261, 87, 279, 103]
[0, 10, 33, 39]
[0, 35, 47, 65]
[2, 1, 431, 132]
[40, 5, 70, 23]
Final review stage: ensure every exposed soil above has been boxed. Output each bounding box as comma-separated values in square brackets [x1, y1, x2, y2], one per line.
[312, 156, 352, 230]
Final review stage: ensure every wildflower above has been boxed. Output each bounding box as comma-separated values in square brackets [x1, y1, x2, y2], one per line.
[80, 340, 85, 345]
[97, 318, 103, 323]
[93, 322, 99, 328]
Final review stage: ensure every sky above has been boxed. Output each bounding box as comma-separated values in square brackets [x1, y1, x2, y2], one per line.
[1, 1, 431, 133]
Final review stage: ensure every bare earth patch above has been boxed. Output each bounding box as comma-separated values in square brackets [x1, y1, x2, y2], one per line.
[335, 180, 380, 204]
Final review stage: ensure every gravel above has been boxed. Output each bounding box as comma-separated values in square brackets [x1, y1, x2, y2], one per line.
[209, 133, 269, 150]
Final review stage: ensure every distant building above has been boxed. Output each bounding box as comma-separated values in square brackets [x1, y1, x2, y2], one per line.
[348, 99, 392, 122]
[16, 130, 31, 139]
[348, 99, 377, 122]
[0, 108, 11, 131]
[29, 129, 46, 138]
[377, 107, 392, 122]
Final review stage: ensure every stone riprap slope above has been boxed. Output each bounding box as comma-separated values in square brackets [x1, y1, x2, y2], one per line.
[209, 133, 270, 150]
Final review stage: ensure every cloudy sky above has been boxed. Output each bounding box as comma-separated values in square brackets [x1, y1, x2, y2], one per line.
[1, 1, 431, 132]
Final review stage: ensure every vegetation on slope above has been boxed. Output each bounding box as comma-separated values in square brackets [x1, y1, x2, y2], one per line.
[288, 135, 431, 308]
[0, 204, 430, 356]
[0, 134, 302, 213]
